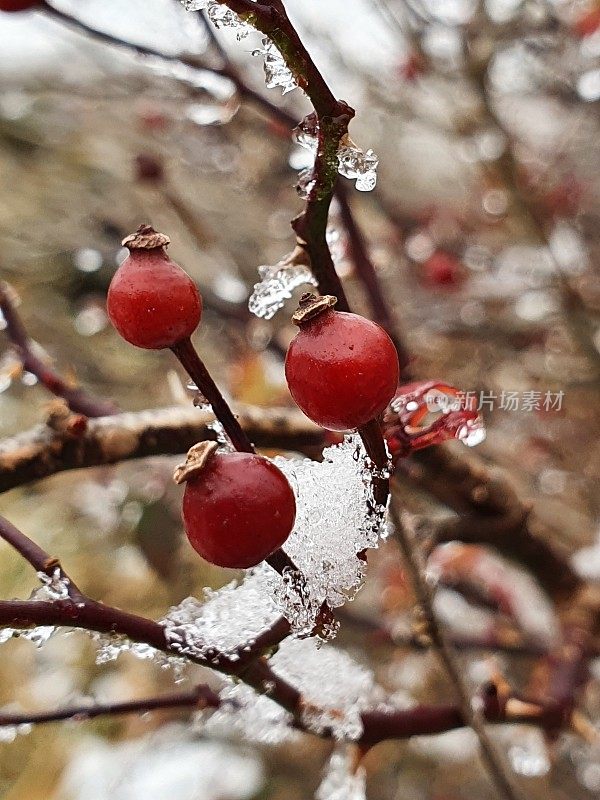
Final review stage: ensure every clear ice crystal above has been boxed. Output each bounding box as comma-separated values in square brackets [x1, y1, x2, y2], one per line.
[0, 569, 72, 648]
[193, 402, 235, 451]
[248, 259, 317, 320]
[207, 2, 252, 39]
[0, 711, 32, 743]
[293, 115, 319, 154]
[253, 37, 298, 94]
[316, 746, 367, 800]
[91, 632, 186, 676]
[337, 139, 379, 192]
[33, 568, 70, 601]
[161, 568, 282, 661]
[180, 0, 209, 9]
[296, 168, 317, 199]
[179, 0, 252, 39]
[293, 115, 379, 194]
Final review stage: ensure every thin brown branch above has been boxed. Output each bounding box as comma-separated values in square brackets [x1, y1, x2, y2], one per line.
[0, 684, 222, 728]
[390, 503, 526, 800]
[0, 516, 84, 601]
[397, 449, 581, 599]
[335, 182, 411, 372]
[0, 282, 118, 418]
[170, 338, 255, 454]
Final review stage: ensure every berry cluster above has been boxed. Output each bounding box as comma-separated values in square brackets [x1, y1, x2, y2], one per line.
[107, 227, 399, 569]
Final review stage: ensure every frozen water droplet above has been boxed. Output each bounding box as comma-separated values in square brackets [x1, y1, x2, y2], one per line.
[0, 712, 33, 743]
[337, 138, 379, 192]
[253, 37, 298, 94]
[316, 745, 367, 799]
[457, 419, 486, 447]
[296, 167, 317, 199]
[293, 114, 319, 153]
[207, 2, 252, 39]
[248, 255, 317, 320]
[507, 728, 551, 777]
[180, 0, 209, 9]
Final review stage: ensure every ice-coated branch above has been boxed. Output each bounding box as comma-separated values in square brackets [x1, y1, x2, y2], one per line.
[389, 504, 526, 800]
[0, 591, 579, 744]
[0, 668, 570, 745]
[0, 404, 325, 495]
[0, 511, 591, 747]
[0, 282, 118, 418]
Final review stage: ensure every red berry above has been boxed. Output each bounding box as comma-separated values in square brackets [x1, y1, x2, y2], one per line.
[422, 251, 462, 288]
[285, 294, 399, 432]
[574, 7, 600, 37]
[0, 0, 39, 10]
[177, 444, 296, 569]
[107, 225, 202, 350]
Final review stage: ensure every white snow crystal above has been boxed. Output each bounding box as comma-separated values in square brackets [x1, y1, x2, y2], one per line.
[268, 436, 389, 636]
[200, 638, 380, 744]
[271, 638, 379, 739]
[161, 567, 282, 661]
[315, 746, 367, 800]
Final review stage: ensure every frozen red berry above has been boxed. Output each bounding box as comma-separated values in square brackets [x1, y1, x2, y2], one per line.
[107, 225, 201, 350]
[0, 1, 39, 10]
[285, 294, 399, 432]
[175, 442, 296, 569]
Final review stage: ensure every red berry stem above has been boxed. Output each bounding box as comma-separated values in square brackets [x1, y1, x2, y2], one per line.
[170, 337, 254, 455]
[359, 418, 389, 507]
[171, 341, 299, 576]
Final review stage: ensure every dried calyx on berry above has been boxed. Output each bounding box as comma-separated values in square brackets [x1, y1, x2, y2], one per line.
[291, 292, 338, 325]
[174, 442, 296, 570]
[285, 293, 400, 432]
[107, 224, 202, 350]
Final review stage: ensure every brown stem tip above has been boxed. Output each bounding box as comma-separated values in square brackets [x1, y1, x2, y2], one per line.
[173, 441, 219, 485]
[122, 224, 170, 250]
[292, 293, 337, 326]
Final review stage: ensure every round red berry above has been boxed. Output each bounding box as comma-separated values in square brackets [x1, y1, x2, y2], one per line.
[285, 294, 399, 432]
[422, 251, 462, 288]
[107, 225, 201, 350]
[179, 446, 296, 569]
[0, 0, 39, 10]
[574, 7, 600, 37]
